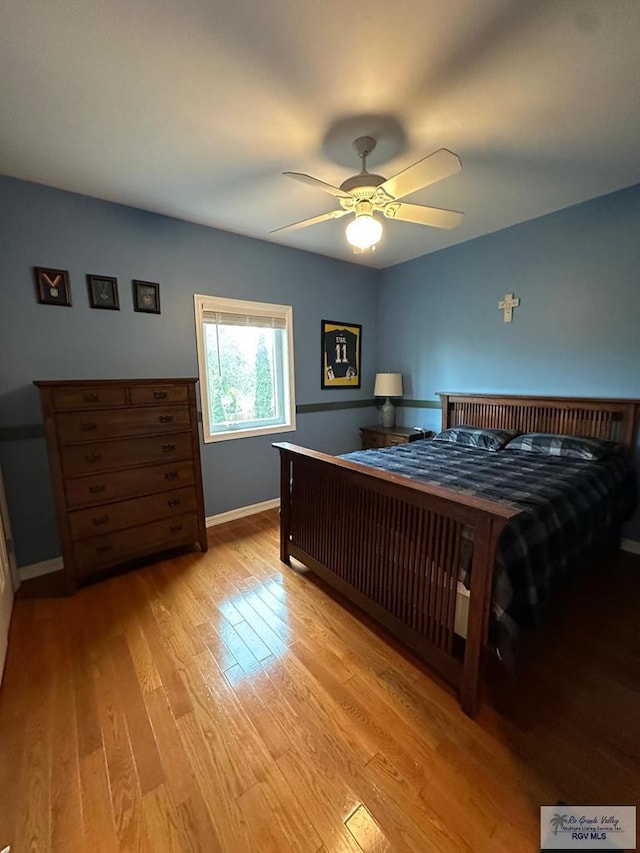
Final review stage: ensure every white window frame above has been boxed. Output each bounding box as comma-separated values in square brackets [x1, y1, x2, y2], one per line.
[194, 294, 296, 443]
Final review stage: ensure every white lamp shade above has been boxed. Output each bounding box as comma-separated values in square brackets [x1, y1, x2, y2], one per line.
[346, 215, 383, 250]
[374, 372, 403, 397]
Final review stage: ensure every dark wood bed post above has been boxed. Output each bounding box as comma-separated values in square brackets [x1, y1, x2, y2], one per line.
[279, 450, 292, 565]
[460, 515, 507, 716]
[439, 393, 451, 432]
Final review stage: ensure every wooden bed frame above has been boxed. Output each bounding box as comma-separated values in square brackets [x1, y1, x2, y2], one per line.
[275, 393, 639, 716]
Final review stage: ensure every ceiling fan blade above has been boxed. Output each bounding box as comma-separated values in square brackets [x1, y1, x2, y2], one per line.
[284, 172, 353, 199]
[383, 202, 464, 229]
[377, 148, 462, 202]
[271, 209, 350, 234]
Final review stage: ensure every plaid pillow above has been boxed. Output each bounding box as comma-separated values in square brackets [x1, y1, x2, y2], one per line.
[432, 425, 520, 452]
[503, 433, 619, 460]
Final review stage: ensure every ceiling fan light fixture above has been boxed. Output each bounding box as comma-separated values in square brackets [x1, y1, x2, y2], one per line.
[346, 213, 383, 251]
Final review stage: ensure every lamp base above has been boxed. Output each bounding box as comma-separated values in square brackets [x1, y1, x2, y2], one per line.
[380, 397, 395, 428]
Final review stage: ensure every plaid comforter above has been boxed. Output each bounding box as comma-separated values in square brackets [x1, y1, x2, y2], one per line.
[343, 440, 637, 658]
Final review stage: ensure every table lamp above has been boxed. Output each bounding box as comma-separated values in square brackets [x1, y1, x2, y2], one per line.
[374, 372, 403, 428]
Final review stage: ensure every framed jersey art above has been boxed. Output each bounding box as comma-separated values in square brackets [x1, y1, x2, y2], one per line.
[321, 320, 362, 389]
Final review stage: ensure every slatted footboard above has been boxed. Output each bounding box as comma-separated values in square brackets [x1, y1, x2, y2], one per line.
[275, 442, 518, 716]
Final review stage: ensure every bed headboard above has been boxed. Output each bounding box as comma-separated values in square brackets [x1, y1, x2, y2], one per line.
[438, 392, 639, 455]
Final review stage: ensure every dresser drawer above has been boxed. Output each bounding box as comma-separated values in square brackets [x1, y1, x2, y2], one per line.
[129, 384, 189, 406]
[61, 432, 193, 476]
[57, 406, 192, 444]
[65, 460, 195, 508]
[53, 385, 126, 411]
[69, 486, 197, 540]
[74, 512, 199, 575]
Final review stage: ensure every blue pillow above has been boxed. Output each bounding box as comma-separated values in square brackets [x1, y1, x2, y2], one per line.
[503, 433, 618, 460]
[432, 425, 520, 452]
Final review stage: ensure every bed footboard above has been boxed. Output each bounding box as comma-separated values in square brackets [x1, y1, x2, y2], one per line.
[275, 442, 518, 717]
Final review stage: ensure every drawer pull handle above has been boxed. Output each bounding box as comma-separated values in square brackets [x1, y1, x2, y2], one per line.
[89, 484, 106, 494]
[83, 392, 99, 403]
[85, 452, 102, 463]
[153, 391, 167, 399]
[159, 415, 174, 424]
[81, 422, 98, 432]
[93, 515, 109, 526]
[164, 471, 178, 481]
[96, 545, 112, 554]
[162, 443, 176, 453]
[167, 498, 181, 508]
[170, 524, 183, 533]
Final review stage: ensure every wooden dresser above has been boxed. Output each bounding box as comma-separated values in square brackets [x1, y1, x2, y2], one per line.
[360, 424, 432, 450]
[35, 378, 208, 592]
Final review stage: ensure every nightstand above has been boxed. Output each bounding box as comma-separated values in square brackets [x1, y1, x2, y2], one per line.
[360, 424, 429, 450]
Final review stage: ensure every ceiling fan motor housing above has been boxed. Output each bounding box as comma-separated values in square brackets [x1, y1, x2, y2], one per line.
[340, 135, 386, 198]
[339, 172, 386, 197]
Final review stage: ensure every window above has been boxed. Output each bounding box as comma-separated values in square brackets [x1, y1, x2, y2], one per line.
[194, 294, 296, 442]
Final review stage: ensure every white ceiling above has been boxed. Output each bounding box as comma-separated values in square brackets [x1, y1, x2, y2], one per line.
[1, 0, 639, 269]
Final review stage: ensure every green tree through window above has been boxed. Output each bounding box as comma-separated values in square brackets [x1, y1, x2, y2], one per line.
[254, 334, 275, 419]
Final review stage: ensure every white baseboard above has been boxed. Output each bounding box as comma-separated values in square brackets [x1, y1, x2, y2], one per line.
[621, 538, 640, 555]
[206, 498, 280, 528]
[19, 556, 64, 581]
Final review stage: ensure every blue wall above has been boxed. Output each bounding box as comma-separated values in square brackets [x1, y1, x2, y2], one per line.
[379, 182, 640, 535]
[2, 175, 639, 567]
[0, 176, 378, 566]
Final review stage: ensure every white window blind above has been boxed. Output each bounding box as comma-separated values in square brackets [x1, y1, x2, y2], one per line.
[202, 310, 286, 329]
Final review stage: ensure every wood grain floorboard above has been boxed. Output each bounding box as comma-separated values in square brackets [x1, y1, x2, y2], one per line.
[79, 747, 120, 853]
[276, 746, 363, 853]
[10, 617, 55, 852]
[49, 607, 84, 852]
[144, 687, 197, 807]
[345, 803, 393, 853]
[174, 709, 242, 853]
[0, 509, 638, 852]
[225, 664, 293, 760]
[236, 766, 322, 853]
[93, 639, 149, 851]
[70, 603, 110, 759]
[108, 633, 164, 796]
[128, 573, 194, 720]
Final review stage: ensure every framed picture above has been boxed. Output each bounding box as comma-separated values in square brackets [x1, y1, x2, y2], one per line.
[321, 319, 362, 389]
[133, 280, 161, 314]
[87, 275, 119, 310]
[34, 267, 72, 307]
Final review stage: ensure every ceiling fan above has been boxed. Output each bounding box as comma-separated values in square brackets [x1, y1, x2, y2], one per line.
[272, 136, 464, 253]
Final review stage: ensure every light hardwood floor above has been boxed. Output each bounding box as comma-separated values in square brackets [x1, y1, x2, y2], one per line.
[1, 509, 638, 852]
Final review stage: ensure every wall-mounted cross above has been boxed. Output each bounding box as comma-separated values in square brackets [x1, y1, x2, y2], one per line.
[498, 293, 520, 323]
